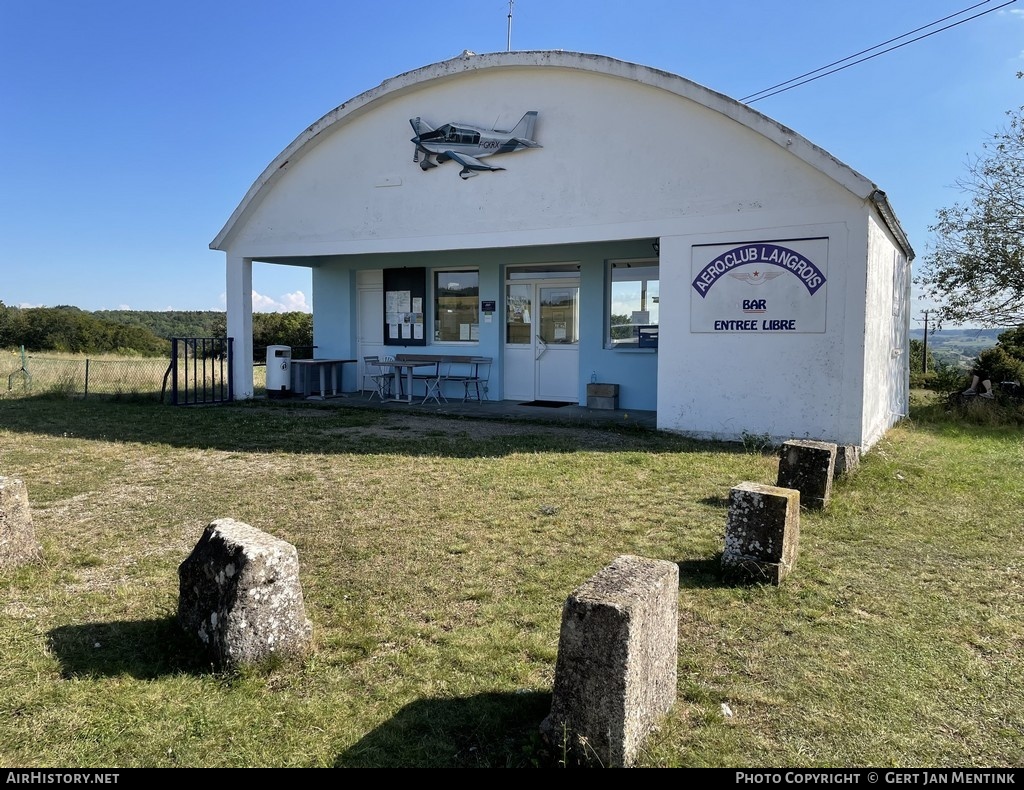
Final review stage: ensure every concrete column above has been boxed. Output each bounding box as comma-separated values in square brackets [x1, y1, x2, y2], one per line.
[226, 255, 254, 400]
[654, 234, 688, 434]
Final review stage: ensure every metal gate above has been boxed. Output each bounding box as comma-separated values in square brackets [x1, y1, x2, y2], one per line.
[166, 337, 233, 405]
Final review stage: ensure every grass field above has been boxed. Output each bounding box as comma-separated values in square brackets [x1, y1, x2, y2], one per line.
[0, 394, 1021, 767]
[1, 352, 266, 400]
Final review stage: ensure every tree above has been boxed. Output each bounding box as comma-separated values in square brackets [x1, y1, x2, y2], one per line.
[995, 325, 1024, 359]
[252, 312, 313, 352]
[971, 325, 1024, 387]
[916, 75, 1024, 327]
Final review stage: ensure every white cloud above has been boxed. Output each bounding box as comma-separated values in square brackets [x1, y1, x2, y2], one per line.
[279, 290, 311, 312]
[216, 290, 312, 313]
[251, 290, 311, 313]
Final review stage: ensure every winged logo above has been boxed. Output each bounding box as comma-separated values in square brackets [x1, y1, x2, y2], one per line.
[728, 270, 784, 285]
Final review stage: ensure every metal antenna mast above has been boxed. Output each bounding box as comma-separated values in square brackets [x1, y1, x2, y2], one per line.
[507, 0, 514, 52]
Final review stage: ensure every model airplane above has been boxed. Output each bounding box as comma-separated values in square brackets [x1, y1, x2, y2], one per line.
[410, 111, 541, 178]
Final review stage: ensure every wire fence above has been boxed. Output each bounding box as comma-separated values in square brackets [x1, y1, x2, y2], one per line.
[1, 354, 267, 401]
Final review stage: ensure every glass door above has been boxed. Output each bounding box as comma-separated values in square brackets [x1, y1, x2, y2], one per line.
[536, 283, 579, 402]
[502, 279, 579, 402]
[503, 283, 535, 401]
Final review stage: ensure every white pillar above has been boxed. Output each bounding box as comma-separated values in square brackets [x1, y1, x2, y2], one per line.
[226, 255, 254, 400]
[655, 234, 687, 433]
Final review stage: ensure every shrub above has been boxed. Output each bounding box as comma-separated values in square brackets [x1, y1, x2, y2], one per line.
[968, 346, 1024, 388]
[916, 360, 967, 394]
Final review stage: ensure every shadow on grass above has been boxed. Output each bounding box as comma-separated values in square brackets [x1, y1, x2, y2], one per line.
[676, 555, 727, 589]
[679, 554, 791, 589]
[0, 398, 748, 459]
[336, 690, 556, 768]
[47, 617, 211, 679]
[700, 493, 731, 509]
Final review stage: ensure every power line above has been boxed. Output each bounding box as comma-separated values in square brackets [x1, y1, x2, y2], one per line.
[741, 0, 1017, 104]
[741, 0, 995, 103]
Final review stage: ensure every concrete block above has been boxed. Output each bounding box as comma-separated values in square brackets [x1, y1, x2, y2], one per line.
[834, 444, 861, 479]
[0, 476, 42, 570]
[540, 554, 678, 767]
[722, 481, 800, 585]
[776, 439, 838, 509]
[178, 518, 312, 669]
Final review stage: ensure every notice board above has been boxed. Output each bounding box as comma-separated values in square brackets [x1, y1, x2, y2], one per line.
[383, 267, 426, 347]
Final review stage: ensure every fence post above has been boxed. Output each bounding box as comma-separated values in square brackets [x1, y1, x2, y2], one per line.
[84, 358, 90, 399]
[171, 339, 179, 406]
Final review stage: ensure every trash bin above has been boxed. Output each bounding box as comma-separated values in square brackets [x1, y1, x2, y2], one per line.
[265, 345, 292, 399]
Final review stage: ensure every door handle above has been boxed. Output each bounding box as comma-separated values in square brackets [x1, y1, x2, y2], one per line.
[536, 336, 548, 361]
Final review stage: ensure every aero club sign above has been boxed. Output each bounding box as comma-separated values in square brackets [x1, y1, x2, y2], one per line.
[690, 238, 828, 333]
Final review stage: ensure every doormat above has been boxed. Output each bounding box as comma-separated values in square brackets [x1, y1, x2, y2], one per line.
[519, 400, 571, 408]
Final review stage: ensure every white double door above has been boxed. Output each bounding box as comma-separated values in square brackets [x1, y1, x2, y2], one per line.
[503, 278, 580, 402]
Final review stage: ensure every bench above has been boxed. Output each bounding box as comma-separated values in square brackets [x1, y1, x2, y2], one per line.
[443, 356, 491, 402]
[394, 354, 492, 403]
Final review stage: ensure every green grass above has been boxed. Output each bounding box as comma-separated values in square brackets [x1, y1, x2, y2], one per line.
[0, 395, 1021, 767]
[1, 353, 267, 400]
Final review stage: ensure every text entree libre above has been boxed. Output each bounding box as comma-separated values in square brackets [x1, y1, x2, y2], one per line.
[714, 319, 796, 331]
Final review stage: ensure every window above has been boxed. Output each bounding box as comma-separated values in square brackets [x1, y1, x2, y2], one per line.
[608, 260, 659, 346]
[434, 270, 479, 342]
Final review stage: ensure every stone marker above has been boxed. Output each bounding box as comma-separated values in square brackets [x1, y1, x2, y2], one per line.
[0, 476, 42, 570]
[178, 518, 312, 669]
[722, 481, 800, 585]
[776, 438, 838, 509]
[834, 444, 861, 479]
[540, 554, 678, 767]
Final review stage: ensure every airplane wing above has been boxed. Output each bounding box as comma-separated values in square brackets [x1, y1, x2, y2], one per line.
[445, 151, 506, 178]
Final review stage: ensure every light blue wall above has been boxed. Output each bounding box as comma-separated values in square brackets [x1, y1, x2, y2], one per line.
[310, 239, 659, 410]
[575, 245, 659, 411]
[311, 266, 358, 391]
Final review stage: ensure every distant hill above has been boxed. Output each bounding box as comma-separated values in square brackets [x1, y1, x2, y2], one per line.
[909, 327, 1004, 369]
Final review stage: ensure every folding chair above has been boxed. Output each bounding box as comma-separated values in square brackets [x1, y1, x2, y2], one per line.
[464, 357, 491, 402]
[363, 356, 392, 401]
[420, 359, 449, 405]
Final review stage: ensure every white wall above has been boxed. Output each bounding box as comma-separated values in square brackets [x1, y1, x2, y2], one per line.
[657, 215, 872, 447]
[861, 214, 910, 448]
[216, 52, 910, 449]
[220, 58, 871, 260]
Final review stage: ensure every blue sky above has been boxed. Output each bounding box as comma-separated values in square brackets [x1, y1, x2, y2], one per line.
[2, 0, 1021, 324]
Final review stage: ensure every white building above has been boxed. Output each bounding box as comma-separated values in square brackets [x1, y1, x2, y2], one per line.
[212, 50, 913, 451]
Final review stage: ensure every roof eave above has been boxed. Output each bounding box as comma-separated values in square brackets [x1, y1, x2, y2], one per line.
[870, 190, 915, 261]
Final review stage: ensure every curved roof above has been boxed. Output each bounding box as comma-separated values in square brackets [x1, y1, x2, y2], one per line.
[211, 50, 910, 256]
